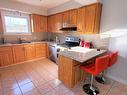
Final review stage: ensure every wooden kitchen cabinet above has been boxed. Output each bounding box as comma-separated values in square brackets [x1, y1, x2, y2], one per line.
[35, 43, 47, 58]
[58, 55, 88, 88]
[48, 14, 62, 33]
[69, 9, 77, 27]
[31, 14, 47, 32]
[77, 7, 86, 33]
[47, 15, 55, 32]
[12, 45, 25, 63]
[24, 44, 36, 60]
[62, 11, 70, 27]
[0, 13, 3, 32]
[40, 16, 47, 32]
[77, 3, 102, 34]
[0, 47, 13, 67]
[54, 13, 62, 33]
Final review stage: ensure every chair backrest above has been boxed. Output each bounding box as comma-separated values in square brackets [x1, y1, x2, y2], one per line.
[95, 55, 110, 74]
[108, 51, 118, 67]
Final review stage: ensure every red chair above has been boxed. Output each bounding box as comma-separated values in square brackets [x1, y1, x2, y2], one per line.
[108, 51, 118, 67]
[80, 55, 110, 95]
[95, 51, 118, 84]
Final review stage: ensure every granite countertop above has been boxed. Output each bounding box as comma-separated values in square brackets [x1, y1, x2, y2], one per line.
[58, 47, 107, 63]
[0, 41, 54, 47]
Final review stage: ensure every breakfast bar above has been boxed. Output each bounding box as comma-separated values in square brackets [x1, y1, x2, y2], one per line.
[58, 47, 107, 88]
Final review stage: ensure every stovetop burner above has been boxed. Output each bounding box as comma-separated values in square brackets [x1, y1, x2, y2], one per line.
[57, 36, 80, 49]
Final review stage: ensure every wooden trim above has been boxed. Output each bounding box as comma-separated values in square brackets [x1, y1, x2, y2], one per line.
[0, 57, 46, 69]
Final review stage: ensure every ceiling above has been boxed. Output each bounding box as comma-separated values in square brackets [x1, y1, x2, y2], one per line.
[13, 0, 72, 9]
[12, 0, 100, 10]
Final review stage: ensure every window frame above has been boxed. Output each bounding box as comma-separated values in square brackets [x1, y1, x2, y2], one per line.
[1, 10, 31, 35]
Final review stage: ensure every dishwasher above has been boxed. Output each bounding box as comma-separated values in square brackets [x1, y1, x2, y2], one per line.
[48, 44, 57, 63]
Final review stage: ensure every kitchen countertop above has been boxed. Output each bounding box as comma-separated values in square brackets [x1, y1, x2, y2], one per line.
[58, 47, 107, 63]
[0, 41, 56, 47]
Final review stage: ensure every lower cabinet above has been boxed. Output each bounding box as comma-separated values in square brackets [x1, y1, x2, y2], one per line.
[35, 43, 47, 58]
[12, 45, 26, 63]
[0, 47, 13, 67]
[24, 44, 36, 60]
[58, 55, 88, 88]
[0, 43, 48, 67]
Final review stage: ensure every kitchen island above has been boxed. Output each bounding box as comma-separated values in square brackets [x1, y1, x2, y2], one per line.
[58, 47, 107, 88]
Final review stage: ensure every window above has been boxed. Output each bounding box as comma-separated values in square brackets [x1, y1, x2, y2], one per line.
[1, 10, 31, 35]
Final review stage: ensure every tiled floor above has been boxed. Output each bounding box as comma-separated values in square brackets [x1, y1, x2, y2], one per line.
[0, 58, 127, 95]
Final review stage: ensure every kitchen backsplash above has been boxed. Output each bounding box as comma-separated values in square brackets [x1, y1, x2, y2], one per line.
[0, 31, 110, 50]
[0, 32, 48, 43]
[48, 32, 110, 50]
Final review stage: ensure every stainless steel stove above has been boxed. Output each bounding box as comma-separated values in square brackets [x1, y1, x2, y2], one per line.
[57, 36, 80, 49]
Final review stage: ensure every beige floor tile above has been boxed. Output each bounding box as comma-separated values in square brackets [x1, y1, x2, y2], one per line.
[37, 83, 53, 94]
[48, 78, 62, 88]
[20, 82, 35, 94]
[3, 87, 22, 95]
[43, 89, 60, 95]
[32, 77, 47, 87]
[2, 79, 18, 92]
[23, 88, 41, 95]
[54, 84, 70, 94]
[0, 59, 127, 95]
[94, 77, 115, 95]
[107, 81, 127, 95]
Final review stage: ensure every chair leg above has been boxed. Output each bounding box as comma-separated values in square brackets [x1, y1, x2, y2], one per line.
[95, 71, 106, 84]
[83, 75, 100, 95]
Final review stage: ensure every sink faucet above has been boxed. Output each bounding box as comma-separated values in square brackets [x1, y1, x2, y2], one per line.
[55, 36, 60, 44]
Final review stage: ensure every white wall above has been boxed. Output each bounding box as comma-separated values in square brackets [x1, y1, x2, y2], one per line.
[100, 0, 127, 84]
[0, 0, 47, 15]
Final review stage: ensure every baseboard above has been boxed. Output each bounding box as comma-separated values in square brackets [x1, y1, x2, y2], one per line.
[0, 57, 47, 69]
[106, 74, 127, 85]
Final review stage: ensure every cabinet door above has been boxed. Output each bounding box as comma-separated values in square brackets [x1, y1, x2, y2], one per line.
[62, 11, 70, 27]
[58, 55, 74, 88]
[0, 47, 13, 67]
[47, 16, 52, 32]
[31, 14, 41, 32]
[31, 14, 47, 32]
[24, 44, 35, 60]
[47, 15, 55, 32]
[85, 4, 97, 34]
[54, 13, 62, 33]
[0, 13, 3, 32]
[40, 16, 47, 32]
[12, 45, 25, 63]
[77, 7, 86, 33]
[35, 43, 47, 58]
[69, 9, 77, 27]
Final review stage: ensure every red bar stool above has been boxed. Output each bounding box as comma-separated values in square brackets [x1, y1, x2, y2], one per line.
[80, 55, 110, 95]
[95, 51, 118, 84]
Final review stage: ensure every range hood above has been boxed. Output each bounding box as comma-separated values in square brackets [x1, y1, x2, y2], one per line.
[60, 27, 77, 31]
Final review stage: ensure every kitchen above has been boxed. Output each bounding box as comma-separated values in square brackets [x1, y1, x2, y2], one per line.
[0, 0, 127, 95]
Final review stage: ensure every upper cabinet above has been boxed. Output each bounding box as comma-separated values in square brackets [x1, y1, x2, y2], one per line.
[0, 13, 3, 32]
[77, 3, 102, 34]
[31, 14, 47, 32]
[47, 3, 102, 34]
[62, 11, 70, 27]
[62, 9, 77, 27]
[48, 13, 62, 33]
[85, 3, 102, 34]
[69, 9, 77, 27]
[77, 7, 86, 33]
